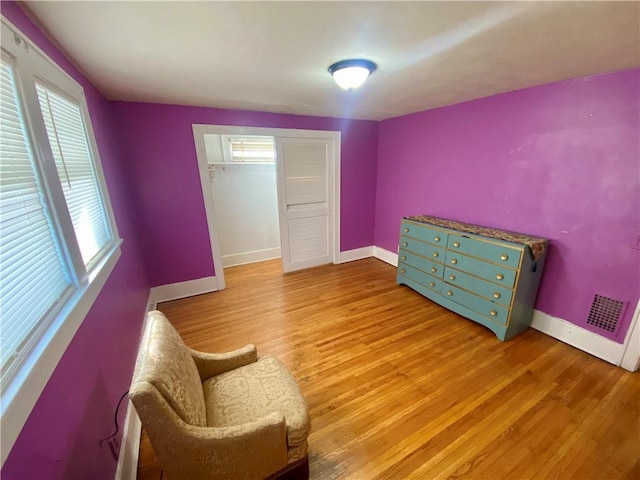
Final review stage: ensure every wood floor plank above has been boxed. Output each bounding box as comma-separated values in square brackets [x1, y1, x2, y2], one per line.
[137, 258, 640, 479]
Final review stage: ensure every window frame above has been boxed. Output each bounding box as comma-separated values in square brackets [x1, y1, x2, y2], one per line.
[0, 17, 122, 466]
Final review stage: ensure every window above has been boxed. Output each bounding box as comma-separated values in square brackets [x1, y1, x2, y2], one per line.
[0, 18, 121, 458]
[223, 135, 275, 163]
[36, 83, 112, 266]
[0, 59, 73, 382]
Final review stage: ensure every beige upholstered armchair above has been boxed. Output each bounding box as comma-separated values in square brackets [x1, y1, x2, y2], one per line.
[130, 311, 311, 479]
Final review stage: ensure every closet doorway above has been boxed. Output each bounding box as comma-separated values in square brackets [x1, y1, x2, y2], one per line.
[204, 134, 281, 268]
[192, 125, 341, 290]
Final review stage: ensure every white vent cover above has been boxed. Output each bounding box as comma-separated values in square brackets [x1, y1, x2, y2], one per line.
[586, 295, 626, 333]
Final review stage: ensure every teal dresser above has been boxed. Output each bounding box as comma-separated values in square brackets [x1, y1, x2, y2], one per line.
[397, 215, 548, 341]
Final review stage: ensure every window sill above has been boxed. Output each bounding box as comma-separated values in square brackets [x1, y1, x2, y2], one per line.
[0, 240, 123, 466]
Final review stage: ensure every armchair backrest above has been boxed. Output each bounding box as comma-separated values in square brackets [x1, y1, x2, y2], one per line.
[131, 311, 207, 427]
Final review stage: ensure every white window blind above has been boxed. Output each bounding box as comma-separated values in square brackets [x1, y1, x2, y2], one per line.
[36, 84, 111, 266]
[228, 135, 275, 163]
[0, 60, 71, 382]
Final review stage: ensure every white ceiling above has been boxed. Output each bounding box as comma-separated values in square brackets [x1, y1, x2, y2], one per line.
[22, 1, 640, 121]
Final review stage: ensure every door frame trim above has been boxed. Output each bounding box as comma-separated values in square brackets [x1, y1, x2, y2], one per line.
[192, 124, 341, 290]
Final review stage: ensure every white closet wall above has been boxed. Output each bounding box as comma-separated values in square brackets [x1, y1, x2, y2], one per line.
[205, 134, 281, 267]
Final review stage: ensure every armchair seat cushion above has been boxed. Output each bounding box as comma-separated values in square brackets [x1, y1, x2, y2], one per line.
[203, 355, 310, 447]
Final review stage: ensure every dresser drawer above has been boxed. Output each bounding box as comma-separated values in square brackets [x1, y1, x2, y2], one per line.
[444, 250, 517, 288]
[398, 262, 442, 293]
[441, 284, 509, 325]
[443, 266, 513, 306]
[401, 221, 447, 247]
[399, 236, 446, 263]
[447, 234, 522, 269]
[398, 250, 443, 278]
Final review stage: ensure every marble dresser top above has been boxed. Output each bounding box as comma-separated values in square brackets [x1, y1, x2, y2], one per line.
[405, 215, 548, 262]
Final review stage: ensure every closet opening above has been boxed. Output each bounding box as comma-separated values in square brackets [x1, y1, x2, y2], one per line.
[204, 134, 281, 269]
[193, 124, 341, 291]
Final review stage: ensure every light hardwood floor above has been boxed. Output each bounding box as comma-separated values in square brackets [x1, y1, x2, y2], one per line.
[137, 258, 640, 479]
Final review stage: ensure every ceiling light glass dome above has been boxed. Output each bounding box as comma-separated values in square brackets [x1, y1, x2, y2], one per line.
[328, 59, 377, 90]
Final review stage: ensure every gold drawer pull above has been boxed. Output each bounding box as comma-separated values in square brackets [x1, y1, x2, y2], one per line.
[490, 310, 497, 317]
[496, 274, 504, 280]
[434, 236, 440, 242]
[431, 267, 437, 273]
[401, 255, 407, 260]
[402, 241, 408, 247]
[429, 282, 435, 288]
[447, 290, 453, 296]
[401, 268, 406, 273]
[494, 292, 501, 299]
[432, 252, 439, 258]
[449, 274, 455, 280]
[404, 227, 409, 233]
[500, 254, 509, 261]
[453, 241, 460, 248]
[451, 258, 457, 265]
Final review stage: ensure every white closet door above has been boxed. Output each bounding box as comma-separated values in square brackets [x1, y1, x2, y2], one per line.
[275, 137, 334, 273]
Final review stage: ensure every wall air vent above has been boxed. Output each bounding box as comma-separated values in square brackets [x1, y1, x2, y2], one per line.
[586, 294, 626, 333]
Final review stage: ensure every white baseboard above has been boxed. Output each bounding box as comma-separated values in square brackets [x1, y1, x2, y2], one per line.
[620, 299, 640, 372]
[222, 247, 281, 268]
[530, 310, 626, 366]
[339, 246, 373, 263]
[115, 293, 152, 480]
[149, 276, 218, 304]
[114, 400, 141, 480]
[373, 246, 398, 266]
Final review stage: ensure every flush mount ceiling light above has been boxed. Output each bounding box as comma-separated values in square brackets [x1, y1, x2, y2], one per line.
[328, 59, 377, 90]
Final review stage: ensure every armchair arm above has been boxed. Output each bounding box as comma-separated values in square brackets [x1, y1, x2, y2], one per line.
[131, 381, 288, 480]
[179, 413, 288, 479]
[189, 344, 258, 381]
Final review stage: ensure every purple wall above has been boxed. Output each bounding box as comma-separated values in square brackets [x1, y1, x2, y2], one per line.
[1, 0, 638, 476]
[375, 69, 640, 343]
[113, 102, 379, 287]
[1, 3, 150, 478]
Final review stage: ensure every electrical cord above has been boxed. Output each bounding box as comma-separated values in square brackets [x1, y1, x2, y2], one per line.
[99, 390, 129, 445]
